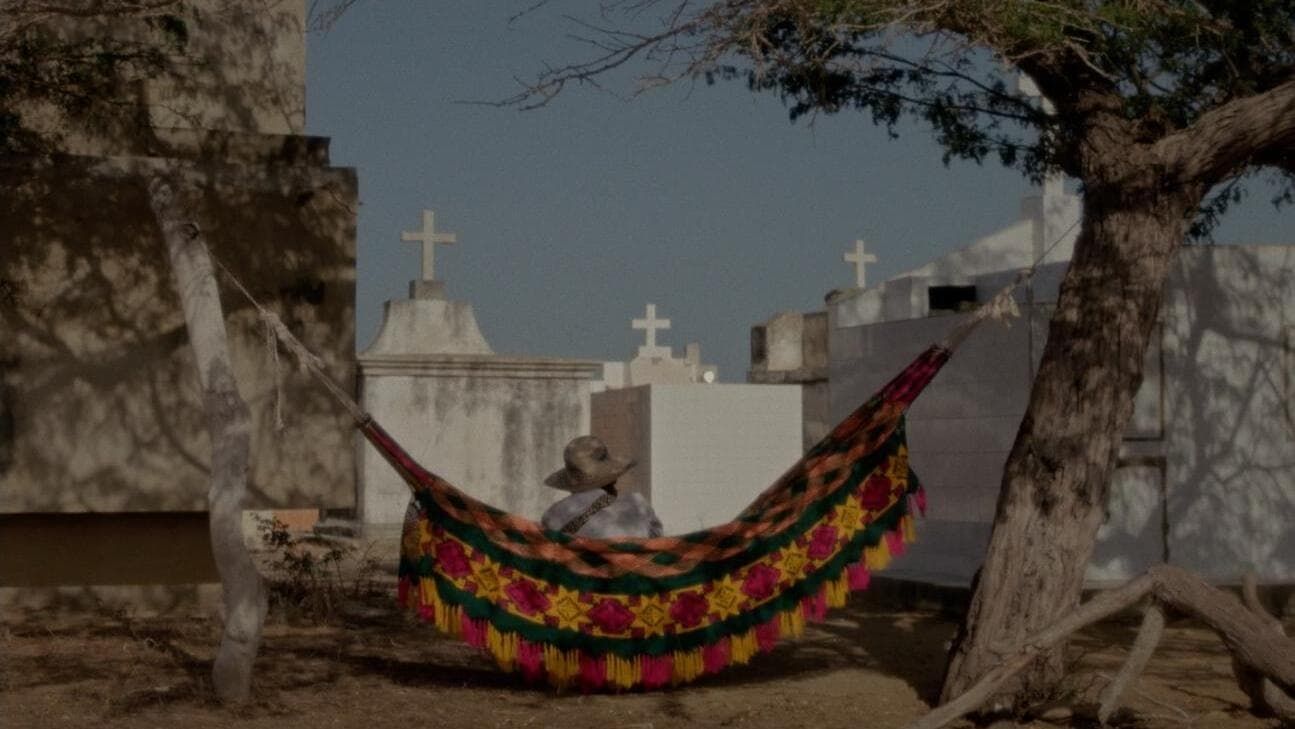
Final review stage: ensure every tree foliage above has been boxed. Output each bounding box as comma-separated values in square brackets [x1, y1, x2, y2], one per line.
[520, 1, 1295, 231]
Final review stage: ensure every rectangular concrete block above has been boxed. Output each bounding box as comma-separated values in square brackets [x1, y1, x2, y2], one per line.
[650, 385, 802, 534]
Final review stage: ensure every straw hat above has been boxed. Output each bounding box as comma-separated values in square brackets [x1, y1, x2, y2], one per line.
[544, 436, 636, 492]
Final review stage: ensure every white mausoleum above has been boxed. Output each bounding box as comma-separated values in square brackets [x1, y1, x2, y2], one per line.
[824, 182, 1295, 585]
[357, 211, 602, 528]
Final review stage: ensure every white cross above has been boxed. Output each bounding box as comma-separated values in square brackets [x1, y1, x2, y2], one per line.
[401, 209, 457, 282]
[632, 303, 672, 358]
[844, 239, 878, 289]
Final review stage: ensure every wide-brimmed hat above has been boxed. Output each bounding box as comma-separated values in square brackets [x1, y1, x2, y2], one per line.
[544, 436, 636, 492]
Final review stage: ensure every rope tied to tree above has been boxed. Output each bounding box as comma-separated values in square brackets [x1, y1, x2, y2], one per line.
[937, 217, 1079, 353]
[262, 314, 286, 432]
[210, 258, 370, 427]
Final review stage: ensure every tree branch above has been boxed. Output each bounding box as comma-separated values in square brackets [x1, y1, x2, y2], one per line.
[1155, 76, 1295, 186]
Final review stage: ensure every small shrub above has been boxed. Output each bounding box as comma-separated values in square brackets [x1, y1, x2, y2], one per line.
[255, 516, 383, 623]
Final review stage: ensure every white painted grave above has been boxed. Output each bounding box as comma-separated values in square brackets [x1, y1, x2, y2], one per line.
[357, 213, 602, 529]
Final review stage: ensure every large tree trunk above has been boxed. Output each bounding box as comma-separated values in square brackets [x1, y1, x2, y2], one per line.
[940, 168, 1200, 710]
[148, 175, 267, 705]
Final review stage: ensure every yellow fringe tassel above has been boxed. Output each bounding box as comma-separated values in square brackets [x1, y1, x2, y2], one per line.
[903, 514, 917, 543]
[730, 629, 757, 665]
[418, 578, 438, 611]
[543, 645, 581, 687]
[430, 591, 462, 638]
[487, 624, 518, 671]
[779, 606, 805, 638]
[825, 572, 850, 608]
[864, 539, 892, 571]
[672, 648, 704, 685]
[606, 654, 641, 689]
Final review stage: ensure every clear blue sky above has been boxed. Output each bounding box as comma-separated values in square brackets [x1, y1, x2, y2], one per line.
[305, 3, 1293, 381]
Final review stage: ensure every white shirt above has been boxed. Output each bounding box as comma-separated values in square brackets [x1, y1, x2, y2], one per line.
[541, 490, 664, 538]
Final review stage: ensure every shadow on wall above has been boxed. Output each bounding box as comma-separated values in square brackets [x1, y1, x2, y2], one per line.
[1161, 246, 1295, 582]
[0, 2, 359, 516]
[1089, 246, 1295, 582]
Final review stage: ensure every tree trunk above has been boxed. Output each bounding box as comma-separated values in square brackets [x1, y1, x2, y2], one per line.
[148, 174, 267, 705]
[940, 170, 1199, 710]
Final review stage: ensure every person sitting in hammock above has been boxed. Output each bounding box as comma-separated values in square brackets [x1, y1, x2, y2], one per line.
[540, 435, 663, 538]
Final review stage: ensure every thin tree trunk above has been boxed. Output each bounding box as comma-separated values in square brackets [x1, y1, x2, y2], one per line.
[148, 174, 266, 705]
[940, 174, 1198, 709]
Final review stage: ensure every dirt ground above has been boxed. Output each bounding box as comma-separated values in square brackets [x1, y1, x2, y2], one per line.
[3, 586, 1290, 729]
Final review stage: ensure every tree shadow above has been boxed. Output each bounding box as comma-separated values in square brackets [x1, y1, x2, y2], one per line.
[1, 3, 360, 556]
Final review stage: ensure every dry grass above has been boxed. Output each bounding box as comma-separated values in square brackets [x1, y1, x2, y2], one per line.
[2, 586, 1290, 729]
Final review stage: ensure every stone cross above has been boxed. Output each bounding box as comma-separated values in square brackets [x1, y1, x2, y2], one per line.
[844, 239, 878, 289]
[632, 303, 672, 358]
[401, 209, 457, 282]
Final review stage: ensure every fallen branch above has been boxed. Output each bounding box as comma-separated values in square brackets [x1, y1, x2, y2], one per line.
[1233, 573, 1295, 723]
[905, 566, 1295, 729]
[1097, 601, 1165, 725]
[905, 574, 1154, 729]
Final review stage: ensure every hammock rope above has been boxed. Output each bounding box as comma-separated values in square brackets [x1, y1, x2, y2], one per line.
[213, 225, 1071, 690]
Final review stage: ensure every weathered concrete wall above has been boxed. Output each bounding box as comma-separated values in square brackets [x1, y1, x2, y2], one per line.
[18, 0, 306, 151]
[0, 152, 358, 515]
[358, 356, 602, 525]
[593, 384, 802, 535]
[830, 311, 1039, 585]
[146, 0, 307, 136]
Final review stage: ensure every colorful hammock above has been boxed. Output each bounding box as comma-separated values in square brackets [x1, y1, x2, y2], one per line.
[364, 344, 952, 691]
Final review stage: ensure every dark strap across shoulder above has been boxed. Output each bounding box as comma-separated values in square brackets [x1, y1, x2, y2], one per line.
[559, 492, 617, 535]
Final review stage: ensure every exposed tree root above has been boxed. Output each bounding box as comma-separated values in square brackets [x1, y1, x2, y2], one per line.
[905, 566, 1295, 729]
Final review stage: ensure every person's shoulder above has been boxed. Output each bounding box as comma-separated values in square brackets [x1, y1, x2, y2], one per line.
[622, 492, 658, 511]
[541, 490, 597, 525]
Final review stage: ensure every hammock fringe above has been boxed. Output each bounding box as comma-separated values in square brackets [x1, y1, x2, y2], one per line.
[397, 512, 918, 691]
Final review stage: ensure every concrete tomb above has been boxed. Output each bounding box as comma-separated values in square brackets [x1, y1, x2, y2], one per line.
[600, 303, 719, 389]
[357, 213, 602, 530]
[748, 311, 831, 451]
[591, 383, 802, 535]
